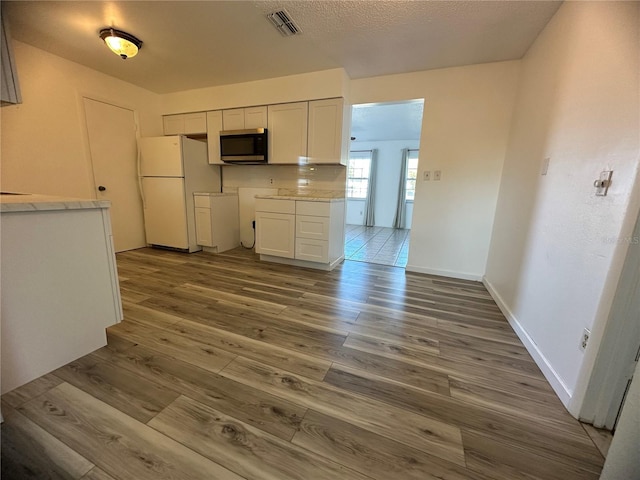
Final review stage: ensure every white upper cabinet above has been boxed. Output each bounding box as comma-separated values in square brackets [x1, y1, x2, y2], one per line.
[163, 115, 184, 136]
[206, 110, 224, 165]
[222, 109, 245, 130]
[307, 98, 348, 165]
[268, 102, 308, 164]
[163, 112, 207, 135]
[183, 113, 207, 134]
[222, 106, 267, 131]
[244, 106, 268, 129]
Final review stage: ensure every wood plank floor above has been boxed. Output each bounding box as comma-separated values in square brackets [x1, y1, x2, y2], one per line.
[1, 247, 606, 479]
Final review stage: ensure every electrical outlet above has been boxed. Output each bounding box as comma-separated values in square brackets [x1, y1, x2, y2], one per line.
[423, 171, 431, 181]
[579, 328, 591, 351]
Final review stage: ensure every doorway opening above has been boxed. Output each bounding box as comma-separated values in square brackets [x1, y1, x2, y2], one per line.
[344, 100, 424, 267]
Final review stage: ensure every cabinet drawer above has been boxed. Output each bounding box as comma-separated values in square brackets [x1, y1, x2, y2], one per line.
[296, 215, 330, 241]
[194, 195, 210, 208]
[255, 198, 295, 214]
[296, 201, 330, 217]
[295, 238, 329, 263]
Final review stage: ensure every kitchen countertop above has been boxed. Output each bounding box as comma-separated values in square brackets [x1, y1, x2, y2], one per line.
[255, 194, 344, 202]
[255, 188, 345, 202]
[193, 192, 238, 196]
[0, 193, 111, 213]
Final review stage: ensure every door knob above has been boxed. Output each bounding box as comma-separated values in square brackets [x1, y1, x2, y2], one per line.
[98, 186, 106, 191]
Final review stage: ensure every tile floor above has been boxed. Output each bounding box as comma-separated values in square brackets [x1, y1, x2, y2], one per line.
[344, 225, 410, 267]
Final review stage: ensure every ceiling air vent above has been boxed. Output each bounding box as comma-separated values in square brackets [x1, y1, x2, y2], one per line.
[267, 9, 301, 37]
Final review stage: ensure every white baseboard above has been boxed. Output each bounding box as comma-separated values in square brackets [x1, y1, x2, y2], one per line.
[405, 264, 482, 281]
[482, 276, 573, 408]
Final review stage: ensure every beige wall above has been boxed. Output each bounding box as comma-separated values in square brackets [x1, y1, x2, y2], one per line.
[484, 1, 640, 411]
[351, 61, 520, 279]
[1, 41, 162, 199]
[161, 68, 347, 114]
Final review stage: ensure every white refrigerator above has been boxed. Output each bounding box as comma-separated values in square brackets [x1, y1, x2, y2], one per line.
[139, 136, 221, 252]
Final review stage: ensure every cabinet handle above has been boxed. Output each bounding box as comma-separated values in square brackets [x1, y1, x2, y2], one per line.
[98, 186, 106, 191]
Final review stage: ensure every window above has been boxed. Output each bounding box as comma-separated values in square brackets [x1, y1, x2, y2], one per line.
[347, 151, 373, 199]
[405, 150, 419, 200]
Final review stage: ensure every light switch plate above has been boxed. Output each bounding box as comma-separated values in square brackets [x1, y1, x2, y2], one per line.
[541, 157, 550, 176]
[423, 171, 431, 181]
[434, 170, 442, 181]
[595, 170, 613, 196]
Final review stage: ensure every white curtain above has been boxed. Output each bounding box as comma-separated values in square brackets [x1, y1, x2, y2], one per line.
[393, 148, 409, 229]
[363, 149, 377, 227]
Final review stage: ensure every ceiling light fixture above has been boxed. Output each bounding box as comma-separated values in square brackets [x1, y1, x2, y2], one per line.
[99, 28, 143, 59]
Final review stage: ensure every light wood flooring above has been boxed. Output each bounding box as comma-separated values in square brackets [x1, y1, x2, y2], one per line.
[1, 247, 607, 479]
[345, 225, 410, 267]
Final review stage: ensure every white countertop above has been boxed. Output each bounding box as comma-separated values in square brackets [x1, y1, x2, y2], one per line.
[0, 193, 111, 213]
[254, 194, 344, 202]
[255, 188, 345, 202]
[193, 192, 238, 196]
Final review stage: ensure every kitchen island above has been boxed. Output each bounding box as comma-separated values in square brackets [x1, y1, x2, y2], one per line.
[1, 193, 122, 394]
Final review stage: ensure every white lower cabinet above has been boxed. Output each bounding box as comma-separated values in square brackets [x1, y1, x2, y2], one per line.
[255, 197, 345, 270]
[255, 211, 296, 258]
[193, 193, 240, 253]
[195, 207, 213, 246]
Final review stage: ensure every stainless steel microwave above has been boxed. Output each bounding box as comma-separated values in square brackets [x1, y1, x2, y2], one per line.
[219, 128, 268, 164]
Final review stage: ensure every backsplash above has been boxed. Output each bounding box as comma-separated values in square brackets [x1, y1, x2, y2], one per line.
[221, 164, 346, 193]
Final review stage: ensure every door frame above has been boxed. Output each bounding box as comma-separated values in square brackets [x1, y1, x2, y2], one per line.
[578, 208, 640, 429]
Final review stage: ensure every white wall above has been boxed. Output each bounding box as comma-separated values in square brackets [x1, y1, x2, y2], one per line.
[351, 61, 520, 280]
[161, 68, 348, 114]
[0, 41, 162, 199]
[484, 1, 640, 411]
[348, 140, 419, 228]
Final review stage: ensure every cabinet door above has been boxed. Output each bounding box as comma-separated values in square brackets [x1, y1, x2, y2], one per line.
[183, 112, 207, 134]
[268, 102, 308, 164]
[244, 106, 268, 129]
[163, 115, 184, 135]
[206, 110, 224, 165]
[308, 98, 345, 164]
[222, 108, 245, 130]
[255, 212, 295, 258]
[195, 207, 213, 246]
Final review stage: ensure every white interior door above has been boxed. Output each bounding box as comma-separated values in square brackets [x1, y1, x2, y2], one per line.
[83, 98, 146, 252]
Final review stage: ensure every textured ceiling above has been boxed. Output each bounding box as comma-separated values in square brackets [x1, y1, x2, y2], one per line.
[351, 101, 425, 142]
[4, 1, 561, 94]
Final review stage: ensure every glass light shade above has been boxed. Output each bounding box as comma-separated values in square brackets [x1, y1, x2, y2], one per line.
[104, 35, 138, 58]
[99, 28, 142, 59]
